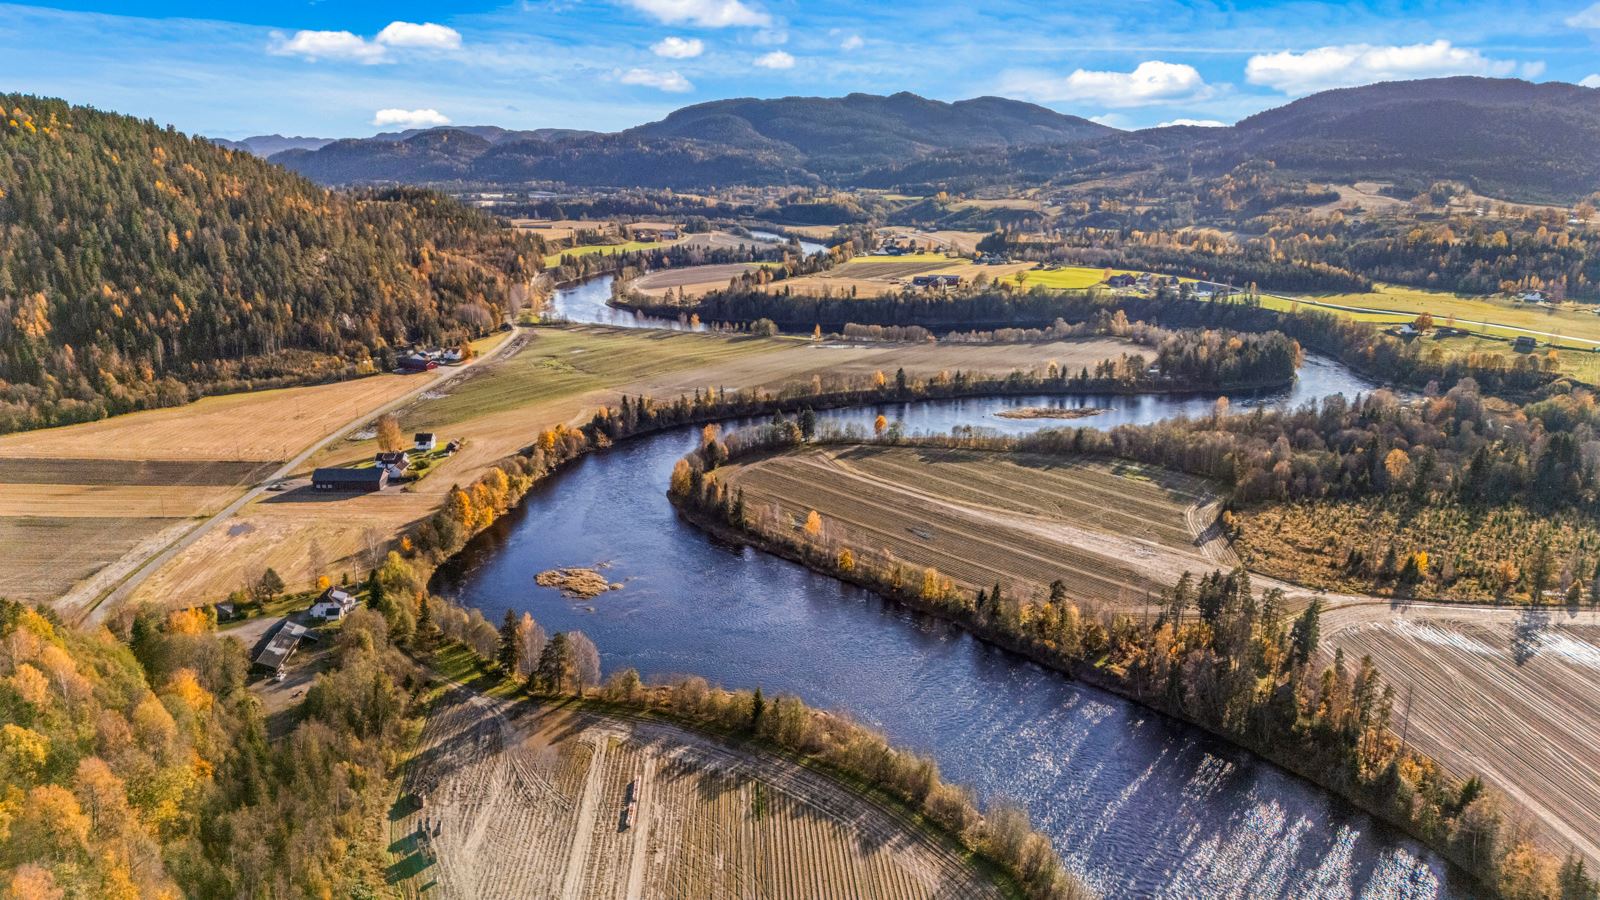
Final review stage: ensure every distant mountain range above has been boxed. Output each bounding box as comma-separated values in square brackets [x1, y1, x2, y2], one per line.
[267, 78, 1600, 201]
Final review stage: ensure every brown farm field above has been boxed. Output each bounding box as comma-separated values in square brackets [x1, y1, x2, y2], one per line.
[393, 687, 1002, 900]
[1321, 603, 1600, 865]
[0, 516, 190, 603]
[776, 254, 1033, 298]
[629, 262, 760, 298]
[718, 445, 1227, 606]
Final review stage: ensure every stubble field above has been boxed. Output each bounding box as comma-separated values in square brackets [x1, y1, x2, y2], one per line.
[717, 444, 1226, 606]
[1320, 603, 1600, 865]
[392, 687, 1001, 899]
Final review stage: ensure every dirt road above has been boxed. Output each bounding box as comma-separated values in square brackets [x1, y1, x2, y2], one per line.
[74, 329, 522, 625]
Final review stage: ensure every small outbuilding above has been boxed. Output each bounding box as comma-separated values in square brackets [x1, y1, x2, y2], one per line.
[312, 467, 388, 492]
[1106, 274, 1137, 288]
[253, 622, 307, 675]
[414, 433, 438, 452]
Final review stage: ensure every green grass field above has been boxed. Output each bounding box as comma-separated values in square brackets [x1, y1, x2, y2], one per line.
[542, 240, 675, 268]
[404, 326, 793, 427]
[1265, 284, 1600, 345]
[1023, 266, 1131, 290]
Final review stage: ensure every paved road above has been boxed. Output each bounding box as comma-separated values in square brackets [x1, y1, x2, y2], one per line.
[78, 329, 524, 626]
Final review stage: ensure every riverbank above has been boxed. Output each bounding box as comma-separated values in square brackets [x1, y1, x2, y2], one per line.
[671, 496, 1504, 889]
[403, 641, 1088, 900]
[416, 357, 1473, 897]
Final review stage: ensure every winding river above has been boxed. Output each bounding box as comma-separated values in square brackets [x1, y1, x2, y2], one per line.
[440, 278, 1472, 898]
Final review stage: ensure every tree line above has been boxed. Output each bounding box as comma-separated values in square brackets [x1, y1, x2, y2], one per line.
[667, 438, 1597, 898]
[0, 95, 544, 433]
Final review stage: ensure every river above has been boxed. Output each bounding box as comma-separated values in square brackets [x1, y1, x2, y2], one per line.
[439, 278, 1470, 898]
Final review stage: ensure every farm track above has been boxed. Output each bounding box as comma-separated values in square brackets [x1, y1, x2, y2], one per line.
[400, 684, 1002, 899]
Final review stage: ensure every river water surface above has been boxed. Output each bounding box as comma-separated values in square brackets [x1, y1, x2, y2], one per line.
[438, 278, 1471, 898]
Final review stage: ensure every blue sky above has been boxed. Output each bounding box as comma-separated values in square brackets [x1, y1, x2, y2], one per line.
[3, 0, 1599, 138]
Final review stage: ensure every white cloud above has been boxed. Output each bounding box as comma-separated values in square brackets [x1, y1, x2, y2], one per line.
[1002, 60, 1213, 108]
[1088, 113, 1132, 129]
[755, 50, 794, 69]
[1521, 61, 1546, 78]
[651, 36, 704, 58]
[1566, 2, 1600, 27]
[271, 30, 388, 64]
[373, 108, 452, 128]
[624, 0, 771, 28]
[1158, 118, 1227, 127]
[752, 29, 788, 45]
[1245, 40, 1518, 95]
[375, 22, 462, 50]
[1583, 74, 1600, 87]
[616, 67, 694, 91]
[270, 21, 461, 63]
[840, 33, 864, 51]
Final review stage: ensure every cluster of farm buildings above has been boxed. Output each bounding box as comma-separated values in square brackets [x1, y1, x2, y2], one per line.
[312, 432, 460, 492]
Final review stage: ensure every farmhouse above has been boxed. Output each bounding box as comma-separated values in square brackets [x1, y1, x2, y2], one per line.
[912, 274, 962, 288]
[415, 432, 438, 452]
[375, 450, 410, 470]
[310, 587, 358, 620]
[253, 621, 308, 675]
[312, 467, 388, 492]
[1106, 274, 1138, 288]
[442, 348, 465, 363]
[1191, 281, 1227, 298]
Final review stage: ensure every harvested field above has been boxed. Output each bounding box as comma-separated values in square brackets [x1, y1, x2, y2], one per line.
[393, 686, 1001, 899]
[0, 516, 187, 602]
[719, 445, 1224, 605]
[0, 483, 238, 518]
[775, 254, 1032, 298]
[0, 374, 422, 462]
[630, 263, 760, 298]
[0, 457, 279, 486]
[1322, 602, 1600, 864]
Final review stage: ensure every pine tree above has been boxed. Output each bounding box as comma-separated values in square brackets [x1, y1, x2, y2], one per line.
[1289, 598, 1322, 668]
[498, 609, 521, 673]
[750, 686, 765, 732]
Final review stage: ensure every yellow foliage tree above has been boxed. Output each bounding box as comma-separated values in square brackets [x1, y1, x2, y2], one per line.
[874, 414, 888, 436]
[803, 510, 823, 537]
[376, 414, 405, 453]
[837, 548, 855, 572]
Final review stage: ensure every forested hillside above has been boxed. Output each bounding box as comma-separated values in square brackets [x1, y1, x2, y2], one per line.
[278, 80, 1600, 202]
[0, 94, 542, 433]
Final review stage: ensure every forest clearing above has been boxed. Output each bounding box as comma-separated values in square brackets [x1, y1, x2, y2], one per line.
[393, 687, 1003, 900]
[716, 445, 1226, 605]
[1319, 602, 1600, 865]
